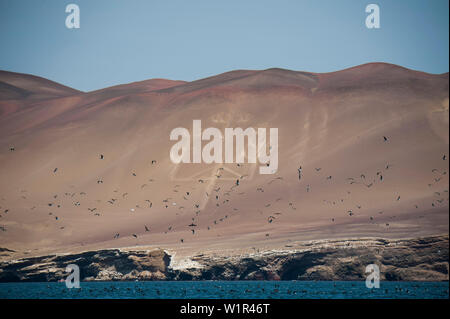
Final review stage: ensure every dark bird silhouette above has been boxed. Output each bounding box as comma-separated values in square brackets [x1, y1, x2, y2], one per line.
[236, 179, 240, 186]
[383, 136, 388, 142]
[132, 234, 138, 238]
[443, 155, 447, 161]
[100, 154, 104, 159]
[188, 223, 197, 227]
[113, 233, 120, 239]
[53, 168, 58, 173]
[145, 200, 153, 208]
[151, 160, 157, 165]
[145, 225, 150, 232]
[298, 166, 302, 180]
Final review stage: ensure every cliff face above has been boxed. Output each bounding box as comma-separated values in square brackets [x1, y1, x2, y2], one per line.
[0, 236, 448, 282]
[0, 249, 170, 282]
[172, 236, 449, 281]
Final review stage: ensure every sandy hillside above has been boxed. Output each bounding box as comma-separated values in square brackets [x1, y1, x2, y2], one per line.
[0, 63, 448, 260]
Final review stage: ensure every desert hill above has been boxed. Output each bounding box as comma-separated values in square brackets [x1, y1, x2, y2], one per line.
[0, 63, 448, 260]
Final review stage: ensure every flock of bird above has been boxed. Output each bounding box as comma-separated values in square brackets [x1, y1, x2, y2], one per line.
[0, 135, 448, 249]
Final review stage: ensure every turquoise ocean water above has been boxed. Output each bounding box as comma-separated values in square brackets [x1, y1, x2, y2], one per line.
[0, 281, 448, 299]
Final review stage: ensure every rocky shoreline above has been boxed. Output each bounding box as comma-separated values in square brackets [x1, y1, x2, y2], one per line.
[0, 235, 448, 282]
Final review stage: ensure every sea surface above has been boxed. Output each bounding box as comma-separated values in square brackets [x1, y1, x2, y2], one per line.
[0, 281, 448, 299]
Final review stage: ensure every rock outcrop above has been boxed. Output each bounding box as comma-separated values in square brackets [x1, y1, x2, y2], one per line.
[171, 236, 449, 281]
[0, 236, 448, 282]
[0, 248, 170, 282]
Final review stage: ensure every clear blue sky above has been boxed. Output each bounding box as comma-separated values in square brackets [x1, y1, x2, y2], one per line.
[0, 0, 448, 92]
